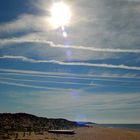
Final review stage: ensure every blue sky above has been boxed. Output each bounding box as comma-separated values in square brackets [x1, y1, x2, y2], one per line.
[0, 0, 140, 123]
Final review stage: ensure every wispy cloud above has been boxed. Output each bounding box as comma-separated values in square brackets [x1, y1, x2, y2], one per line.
[6, 90, 140, 123]
[0, 14, 50, 33]
[0, 55, 140, 71]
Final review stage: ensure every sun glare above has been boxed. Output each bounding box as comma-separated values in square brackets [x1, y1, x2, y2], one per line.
[50, 2, 71, 28]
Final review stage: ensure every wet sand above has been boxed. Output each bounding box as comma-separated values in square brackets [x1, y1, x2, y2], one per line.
[1, 126, 140, 140]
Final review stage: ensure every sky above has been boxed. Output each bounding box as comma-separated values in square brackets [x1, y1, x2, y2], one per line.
[0, 0, 140, 124]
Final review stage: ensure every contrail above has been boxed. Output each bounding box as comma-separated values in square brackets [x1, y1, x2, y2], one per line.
[0, 55, 140, 71]
[0, 38, 140, 53]
[0, 77, 92, 86]
[0, 81, 73, 91]
[0, 68, 139, 79]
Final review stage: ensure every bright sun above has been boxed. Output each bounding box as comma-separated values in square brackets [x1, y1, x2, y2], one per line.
[50, 2, 72, 28]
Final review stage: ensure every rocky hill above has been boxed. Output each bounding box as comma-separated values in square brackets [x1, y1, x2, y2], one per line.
[0, 113, 78, 131]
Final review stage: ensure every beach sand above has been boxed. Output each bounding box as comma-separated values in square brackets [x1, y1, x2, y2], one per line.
[1, 126, 140, 140]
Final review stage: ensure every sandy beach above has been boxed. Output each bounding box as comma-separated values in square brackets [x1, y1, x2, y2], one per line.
[1, 126, 140, 140]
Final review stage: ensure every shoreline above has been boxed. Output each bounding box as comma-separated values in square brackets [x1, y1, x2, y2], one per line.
[97, 124, 140, 131]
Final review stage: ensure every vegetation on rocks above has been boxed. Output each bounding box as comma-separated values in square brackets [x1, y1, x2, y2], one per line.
[0, 113, 78, 132]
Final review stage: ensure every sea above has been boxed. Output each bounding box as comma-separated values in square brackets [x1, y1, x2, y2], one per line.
[99, 124, 140, 131]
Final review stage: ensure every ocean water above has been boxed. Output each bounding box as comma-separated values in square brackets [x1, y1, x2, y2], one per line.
[99, 124, 140, 131]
